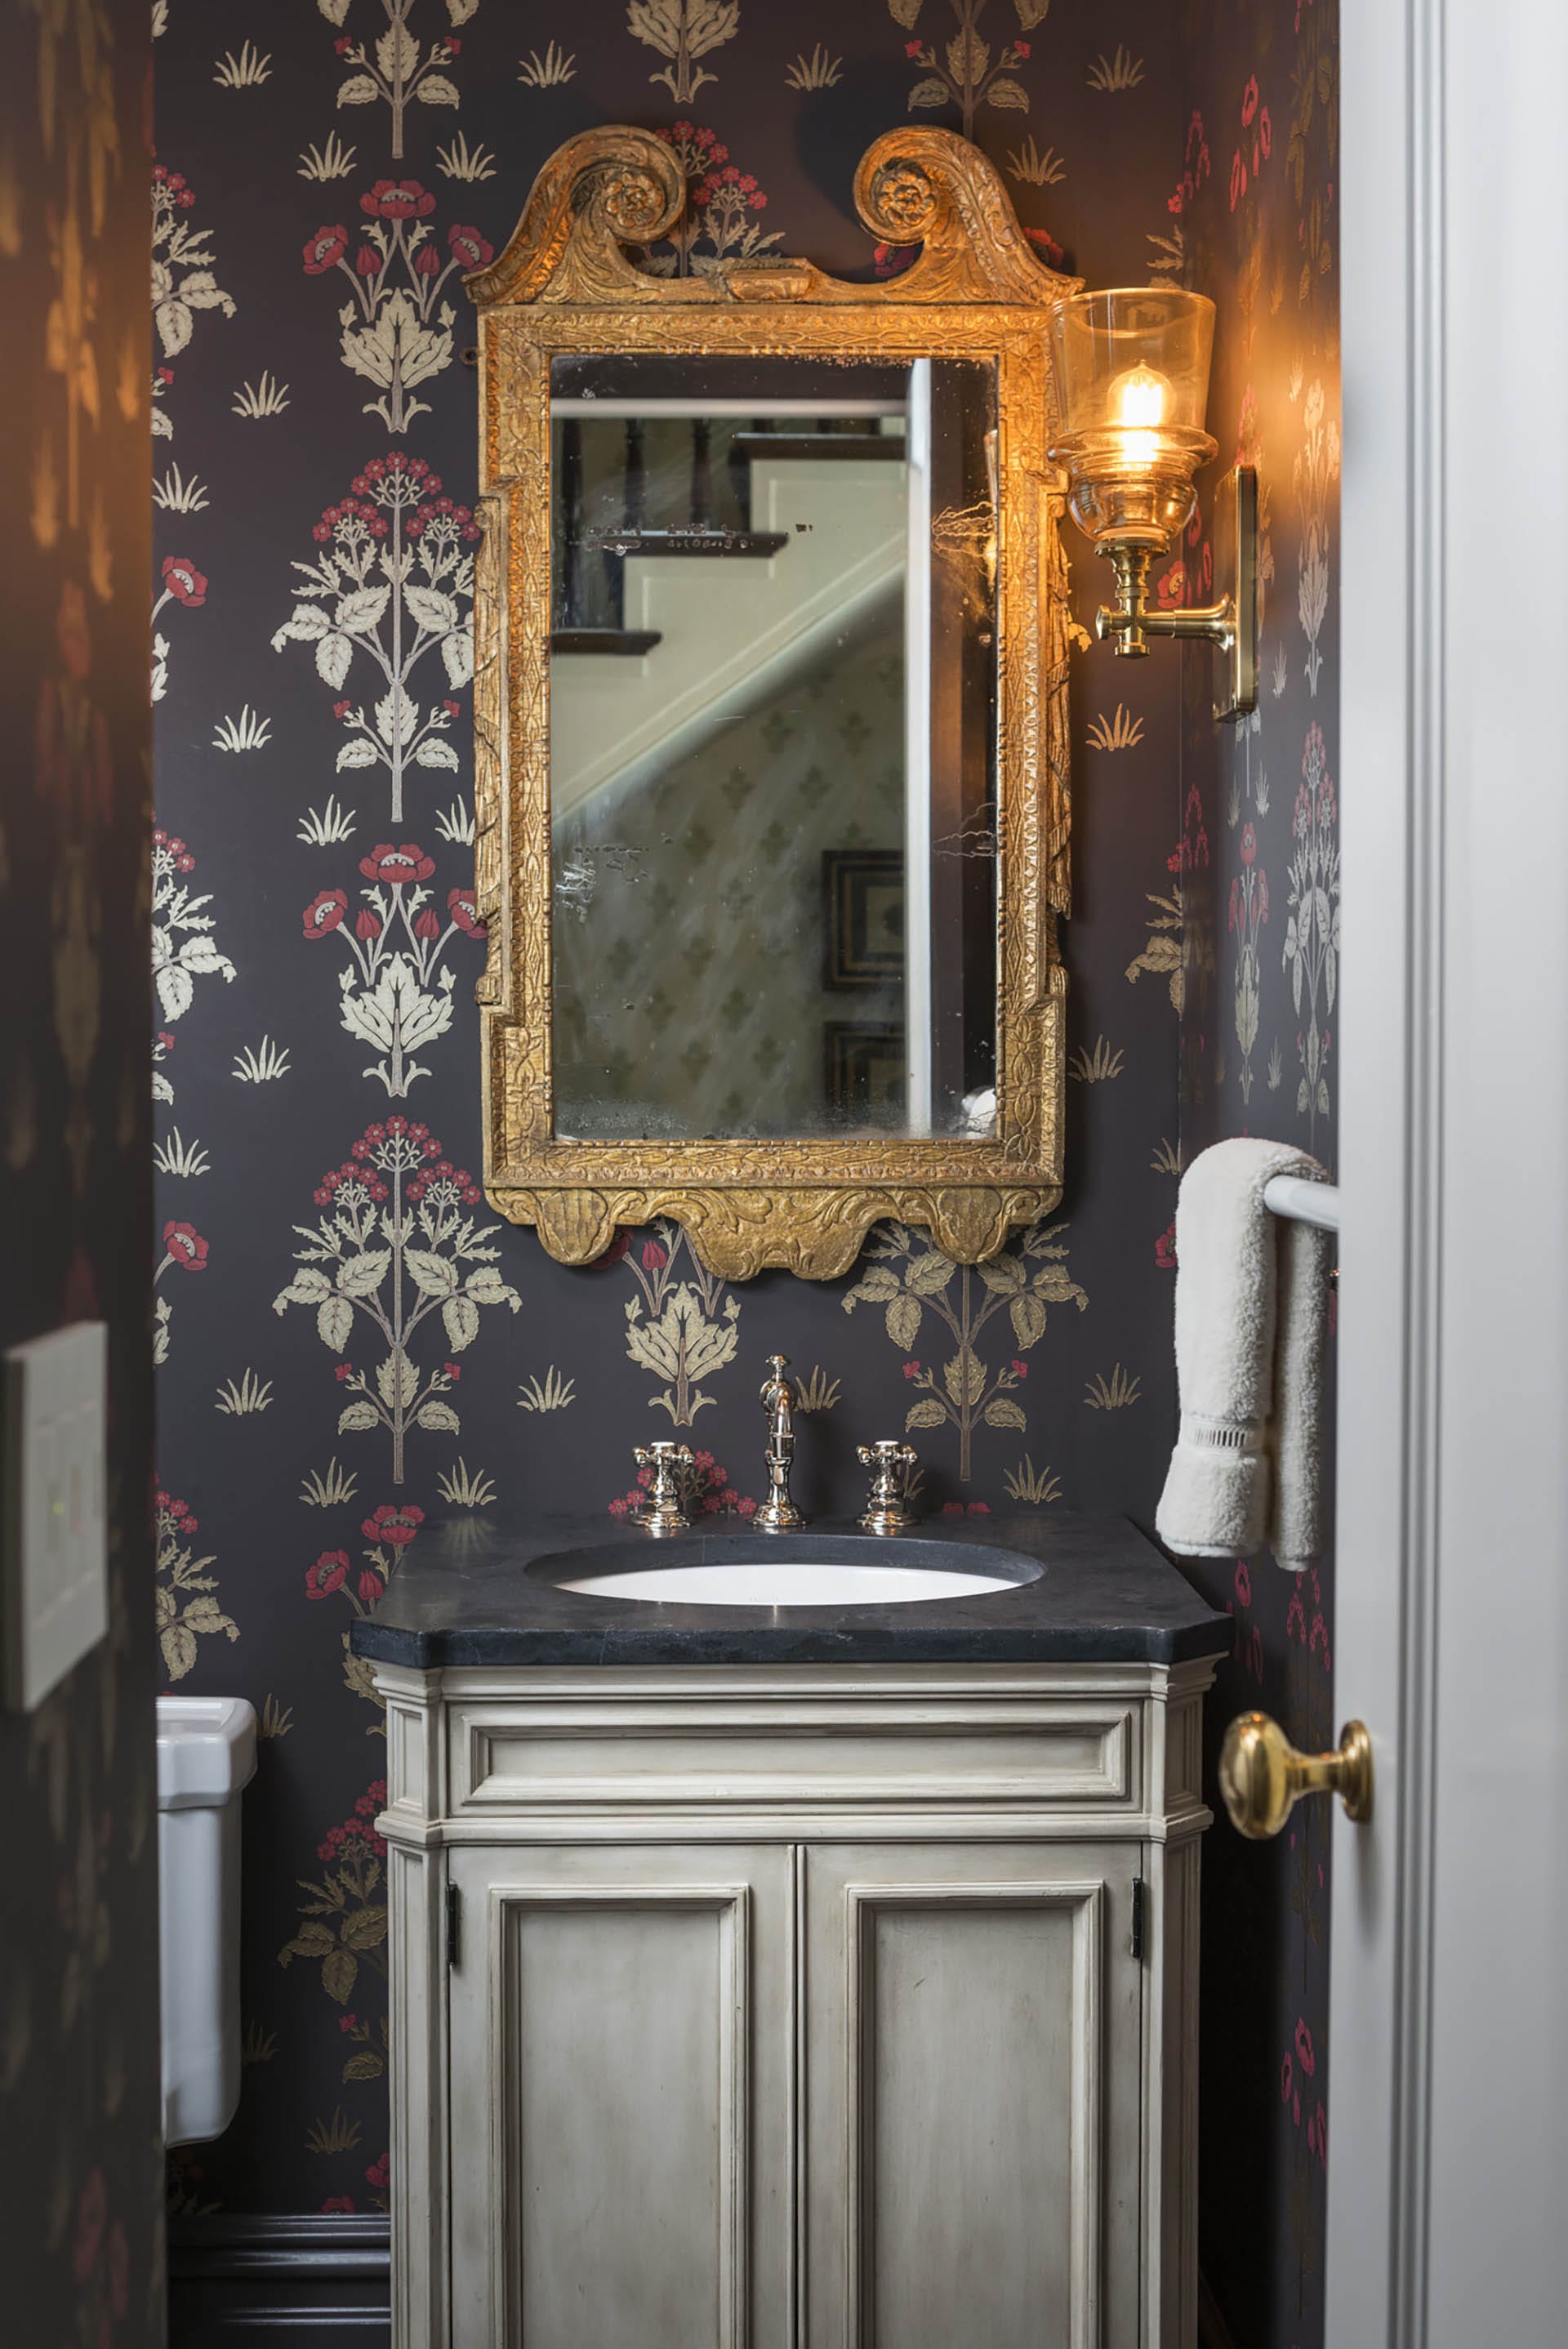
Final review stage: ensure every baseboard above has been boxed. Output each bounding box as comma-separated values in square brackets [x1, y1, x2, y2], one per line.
[167, 2213, 390, 2344]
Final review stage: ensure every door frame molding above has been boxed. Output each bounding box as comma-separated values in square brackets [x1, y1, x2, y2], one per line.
[1332, 2, 1568, 2341]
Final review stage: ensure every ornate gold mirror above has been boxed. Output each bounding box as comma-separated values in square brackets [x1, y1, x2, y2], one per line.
[469, 126, 1078, 1278]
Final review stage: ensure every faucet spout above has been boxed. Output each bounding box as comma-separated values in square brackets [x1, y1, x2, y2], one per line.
[756, 1353, 805, 1531]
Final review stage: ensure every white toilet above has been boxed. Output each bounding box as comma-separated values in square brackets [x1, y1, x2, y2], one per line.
[155, 1694, 257, 2146]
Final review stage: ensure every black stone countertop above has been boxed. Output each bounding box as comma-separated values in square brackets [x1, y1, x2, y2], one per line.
[350, 1510, 1228, 1670]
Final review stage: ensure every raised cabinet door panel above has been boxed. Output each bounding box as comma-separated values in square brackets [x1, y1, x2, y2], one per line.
[803, 1841, 1143, 2349]
[448, 1843, 794, 2349]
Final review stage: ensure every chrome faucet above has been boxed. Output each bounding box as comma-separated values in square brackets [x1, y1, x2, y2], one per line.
[756, 1353, 804, 1531]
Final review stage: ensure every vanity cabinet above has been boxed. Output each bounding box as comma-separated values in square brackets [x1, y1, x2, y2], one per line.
[371, 1647, 1218, 2349]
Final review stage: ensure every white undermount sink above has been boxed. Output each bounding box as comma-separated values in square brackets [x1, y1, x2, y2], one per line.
[558, 1559, 1017, 1607]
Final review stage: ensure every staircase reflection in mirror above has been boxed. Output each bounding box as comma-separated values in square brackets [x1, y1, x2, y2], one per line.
[547, 353, 999, 1145]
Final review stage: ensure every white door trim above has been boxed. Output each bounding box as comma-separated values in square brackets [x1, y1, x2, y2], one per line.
[1332, 4, 1568, 2342]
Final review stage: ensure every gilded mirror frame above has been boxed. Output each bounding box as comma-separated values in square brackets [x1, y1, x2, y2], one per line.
[467, 125, 1080, 1279]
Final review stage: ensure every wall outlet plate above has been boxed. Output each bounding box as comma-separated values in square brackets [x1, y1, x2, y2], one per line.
[2, 1322, 108, 1712]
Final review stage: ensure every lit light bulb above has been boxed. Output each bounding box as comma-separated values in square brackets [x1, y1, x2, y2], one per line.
[1111, 362, 1171, 429]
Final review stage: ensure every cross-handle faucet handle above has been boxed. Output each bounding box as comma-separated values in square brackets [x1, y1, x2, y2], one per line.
[857, 1441, 919, 1536]
[632, 1442, 695, 1536]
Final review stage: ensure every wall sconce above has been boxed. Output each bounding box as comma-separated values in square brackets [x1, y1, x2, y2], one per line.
[1046, 287, 1258, 720]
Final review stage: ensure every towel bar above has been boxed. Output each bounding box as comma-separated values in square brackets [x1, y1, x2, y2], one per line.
[1263, 1174, 1340, 1232]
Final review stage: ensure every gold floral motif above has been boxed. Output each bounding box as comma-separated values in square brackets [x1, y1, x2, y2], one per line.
[470, 127, 1080, 1277]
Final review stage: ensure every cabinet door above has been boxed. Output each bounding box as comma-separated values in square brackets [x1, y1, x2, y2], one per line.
[448, 1842, 794, 2349]
[804, 1841, 1143, 2349]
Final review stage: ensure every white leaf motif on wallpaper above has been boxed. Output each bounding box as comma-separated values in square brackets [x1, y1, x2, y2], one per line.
[337, 1249, 392, 1297]
[403, 1247, 457, 1298]
[337, 738, 381, 769]
[318, 1295, 354, 1352]
[625, 1284, 741, 1422]
[412, 738, 459, 769]
[404, 583, 457, 634]
[376, 1352, 418, 1411]
[152, 165, 236, 436]
[339, 292, 454, 433]
[374, 689, 418, 747]
[441, 1295, 479, 1351]
[338, 954, 456, 1094]
[417, 74, 459, 105]
[336, 585, 390, 634]
[416, 1398, 461, 1431]
[277, 1268, 333, 1308]
[337, 74, 381, 105]
[152, 836, 236, 1068]
[274, 604, 331, 644]
[439, 628, 473, 689]
[316, 633, 354, 690]
[338, 1398, 381, 1432]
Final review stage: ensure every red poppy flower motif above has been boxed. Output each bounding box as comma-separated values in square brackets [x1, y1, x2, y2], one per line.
[1294, 2017, 1316, 2075]
[362, 1503, 425, 1547]
[358, 1569, 382, 1606]
[902, 1360, 921, 1380]
[333, 34, 351, 52]
[1014, 38, 1031, 56]
[904, 37, 924, 56]
[162, 1221, 208, 1273]
[1230, 150, 1247, 210]
[1155, 1220, 1178, 1271]
[354, 244, 380, 275]
[1241, 75, 1259, 126]
[366, 2152, 390, 2191]
[443, 1362, 462, 1382]
[321, 2197, 356, 2215]
[161, 555, 207, 607]
[1010, 1358, 1029, 1379]
[641, 1239, 667, 1271]
[1235, 1560, 1252, 1607]
[332, 698, 352, 718]
[413, 907, 442, 940]
[355, 909, 382, 941]
[448, 225, 494, 270]
[303, 225, 348, 274]
[1258, 107, 1272, 161]
[447, 887, 484, 937]
[412, 243, 440, 275]
[362, 178, 436, 220]
[359, 843, 434, 886]
[873, 240, 918, 279]
[1024, 226, 1064, 268]
[334, 1363, 354, 1382]
[1156, 559, 1187, 609]
[304, 889, 349, 938]
[1241, 822, 1257, 867]
[338, 2013, 359, 2034]
[442, 698, 461, 718]
[306, 1550, 350, 1601]
[444, 33, 460, 51]
[1281, 2053, 1293, 2102]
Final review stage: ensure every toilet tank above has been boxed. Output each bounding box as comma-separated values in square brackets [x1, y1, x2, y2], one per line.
[156, 1694, 257, 2146]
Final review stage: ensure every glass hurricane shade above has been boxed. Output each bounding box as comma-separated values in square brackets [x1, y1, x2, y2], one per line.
[1046, 289, 1218, 551]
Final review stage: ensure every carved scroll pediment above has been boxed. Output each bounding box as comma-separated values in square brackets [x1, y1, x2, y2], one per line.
[466, 123, 1079, 313]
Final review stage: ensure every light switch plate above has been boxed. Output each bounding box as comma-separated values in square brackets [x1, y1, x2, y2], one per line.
[2, 1322, 108, 1712]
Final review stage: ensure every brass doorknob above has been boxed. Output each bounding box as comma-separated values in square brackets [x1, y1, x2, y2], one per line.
[1218, 1712, 1374, 1840]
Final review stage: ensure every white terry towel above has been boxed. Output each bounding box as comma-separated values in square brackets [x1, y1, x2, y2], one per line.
[1156, 1137, 1331, 1571]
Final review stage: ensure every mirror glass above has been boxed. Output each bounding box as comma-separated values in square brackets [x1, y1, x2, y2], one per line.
[548, 353, 998, 1143]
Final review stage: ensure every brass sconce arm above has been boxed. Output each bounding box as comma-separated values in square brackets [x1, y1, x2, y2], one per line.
[1096, 544, 1238, 660]
[1088, 465, 1257, 715]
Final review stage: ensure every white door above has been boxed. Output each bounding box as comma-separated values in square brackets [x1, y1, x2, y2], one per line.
[1330, 4, 1568, 2342]
[801, 1840, 1144, 2349]
[448, 1842, 795, 2349]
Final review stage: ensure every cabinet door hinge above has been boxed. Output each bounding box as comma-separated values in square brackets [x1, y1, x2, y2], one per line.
[1130, 1876, 1146, 1963]
[446, 1881, 461, 1969]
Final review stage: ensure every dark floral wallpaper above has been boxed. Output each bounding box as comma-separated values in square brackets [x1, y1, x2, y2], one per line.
[1174, 4, 1340, 2346]
[2, 2, 162, 2343]
[151, 5, 1337, 2345]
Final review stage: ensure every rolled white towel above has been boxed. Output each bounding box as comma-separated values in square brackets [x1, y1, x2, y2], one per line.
[1156, 1136, 1332, 1570]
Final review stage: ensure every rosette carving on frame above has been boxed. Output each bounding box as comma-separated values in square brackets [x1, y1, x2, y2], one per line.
[853, 129, 1074, 307]
[465, 127, 712, 311]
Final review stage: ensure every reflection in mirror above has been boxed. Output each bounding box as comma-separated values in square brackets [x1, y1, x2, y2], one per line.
[549, 354, 998, 1144]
